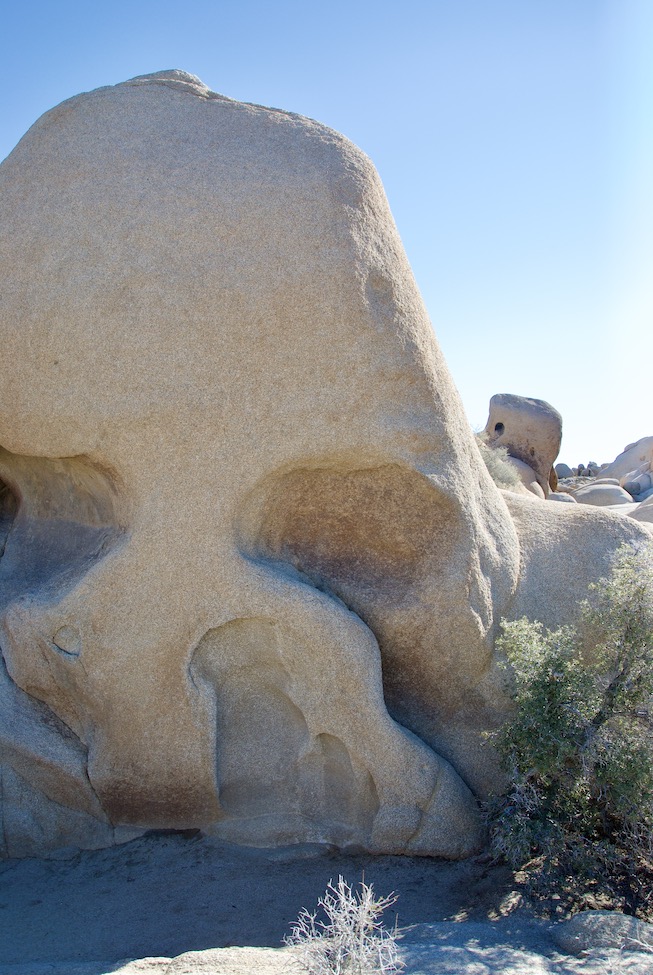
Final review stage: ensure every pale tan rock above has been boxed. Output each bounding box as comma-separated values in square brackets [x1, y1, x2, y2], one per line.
[631, 493, 653, 525]
[552, 910, 653, 956]
[1, 71, 651, 860]
[165, 947, 302, 974]
[501, 456, 546, 498]
[503, 494, 651, 632]
[0, 70, 521, 857]
[623, 470, 652, 498]
[484, 394, 562, 495]
[602, 436, 653, 482]
[574, 483, 634, 506]
[606, 502, 641, 516]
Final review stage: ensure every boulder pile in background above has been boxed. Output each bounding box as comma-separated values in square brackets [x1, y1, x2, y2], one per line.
[557, 436, 653, 526]
[484, 398, 653, 529]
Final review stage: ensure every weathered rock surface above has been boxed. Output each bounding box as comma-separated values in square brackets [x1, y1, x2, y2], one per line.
[557, 446, 653, 529]
[574, 483, 635, 506]
[0, 69, 519, 857]
[624, 471, 652, 498]
[552, 910, 653, 956]
[601, 436, 653, 483]
[632, 493, 653, 525]
[548, 491, 577, 503]
[502, 456, 546, 498]
[1, 70, 651, 859]
[484, 394, 562, 495]
[502, 493, 650, 631]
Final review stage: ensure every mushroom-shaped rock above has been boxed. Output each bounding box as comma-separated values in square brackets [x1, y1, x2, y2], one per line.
[484, 394, 562, 496]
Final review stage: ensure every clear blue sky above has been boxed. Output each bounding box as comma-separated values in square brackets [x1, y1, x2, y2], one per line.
[2, 0, 651, 466]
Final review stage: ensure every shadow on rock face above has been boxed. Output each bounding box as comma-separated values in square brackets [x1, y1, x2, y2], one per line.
[0, 70, 650, 862]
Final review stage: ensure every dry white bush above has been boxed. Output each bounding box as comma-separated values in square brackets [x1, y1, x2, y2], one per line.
[284, 876, 405, 975]
[476, 434, 520, 489]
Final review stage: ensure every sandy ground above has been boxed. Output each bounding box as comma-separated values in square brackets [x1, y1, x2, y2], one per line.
[1, 831, 652, 974]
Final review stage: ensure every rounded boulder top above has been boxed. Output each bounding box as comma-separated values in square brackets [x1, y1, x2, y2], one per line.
[120, 69, 217, 93]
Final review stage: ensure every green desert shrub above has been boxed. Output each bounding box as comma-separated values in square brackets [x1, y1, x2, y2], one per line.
[486, 542, 653, 916]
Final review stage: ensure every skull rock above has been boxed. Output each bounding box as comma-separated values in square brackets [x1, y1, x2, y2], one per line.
[0, 70, 524, 856]
[2, 71, 648, 860]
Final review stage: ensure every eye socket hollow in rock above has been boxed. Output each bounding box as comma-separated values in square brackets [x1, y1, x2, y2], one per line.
[494, 422, 505, 435]
[237, 462, 458, 606]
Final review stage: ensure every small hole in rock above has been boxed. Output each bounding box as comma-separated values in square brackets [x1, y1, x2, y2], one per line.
[494, 422, 505, 435]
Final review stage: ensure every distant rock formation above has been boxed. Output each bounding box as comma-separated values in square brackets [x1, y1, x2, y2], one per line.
[555, 438, 653, 526]
[479, 398, 653, 528]
[480, 395, 653, 531]
[483, 393, 562, 498]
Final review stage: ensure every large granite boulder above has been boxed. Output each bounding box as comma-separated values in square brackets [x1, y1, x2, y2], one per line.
[0, 71, 651, 859]
[483, 394, 562, 496]
[632, 493, 653, 525]
[574, 483, 635, 506]
[600, 436, 653, 483]
[552, 910, 653, 956]
[0, 70, 520, 857]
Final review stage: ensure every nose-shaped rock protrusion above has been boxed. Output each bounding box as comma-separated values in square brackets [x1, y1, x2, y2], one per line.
[235, 459, 517, 799]
[191, 553, 483, 858]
